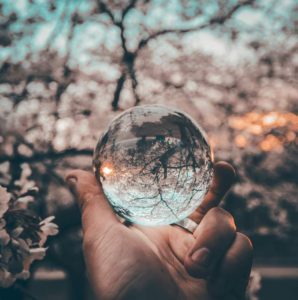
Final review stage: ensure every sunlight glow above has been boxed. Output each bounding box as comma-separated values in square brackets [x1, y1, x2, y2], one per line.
[229, 111, 298, 152]
[235, 135, 247, 148]
[102, 166, 113, 176]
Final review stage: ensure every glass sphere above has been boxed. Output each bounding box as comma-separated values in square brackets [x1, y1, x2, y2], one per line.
[93, 105, 213, 226]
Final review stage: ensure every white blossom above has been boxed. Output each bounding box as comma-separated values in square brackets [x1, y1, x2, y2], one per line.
[0, 229, 10, 246]
[15, 195, 34, 209]
[11, 227, 24, 238]
[0, 269, 15, 288]
[29, 247, 47, 260]
[16, 270, 30, 280]
[0, 218, 6, 229]
[14, 164, 35, 194]
[0, 185, 58, 288]
[39, 216, 59, 246]
[0, 186, 10, 218]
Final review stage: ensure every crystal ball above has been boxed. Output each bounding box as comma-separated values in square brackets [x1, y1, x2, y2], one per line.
[93, 105, 213, 226]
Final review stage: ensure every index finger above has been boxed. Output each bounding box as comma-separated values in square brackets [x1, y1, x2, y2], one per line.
[189, 161, 236, 224]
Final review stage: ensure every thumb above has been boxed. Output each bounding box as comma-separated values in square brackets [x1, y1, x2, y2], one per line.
[65, 170, 120, 236]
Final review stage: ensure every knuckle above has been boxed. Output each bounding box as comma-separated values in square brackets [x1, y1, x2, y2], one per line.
[210, 207, 229, 217]
[236, 232, 254, 253]
[224, 233, 254, 272]
[209, 207, 235, 227]
[209, 184, 224, 198]
[204, 207, 236, 240]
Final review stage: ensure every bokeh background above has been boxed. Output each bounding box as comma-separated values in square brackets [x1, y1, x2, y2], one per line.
[0, 0, 297, 299]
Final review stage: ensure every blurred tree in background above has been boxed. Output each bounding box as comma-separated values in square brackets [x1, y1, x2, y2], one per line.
[0, 0, 297, 299]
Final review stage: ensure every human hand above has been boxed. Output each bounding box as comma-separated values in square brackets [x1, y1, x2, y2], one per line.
[66, 162, 253, 300]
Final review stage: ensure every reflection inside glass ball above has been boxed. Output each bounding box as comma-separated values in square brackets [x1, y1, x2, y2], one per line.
[93, 105, 213, 226]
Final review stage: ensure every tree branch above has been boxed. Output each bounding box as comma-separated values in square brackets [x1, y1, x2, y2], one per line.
[97, 1, 140, 110]
[112, 72, 127, 110]
[122, 0, 138, 19]
[137, 0, 255, 52]
[130, 68, 141, 106]
[118, 21, 128, 53]
[96, 0, 116, 24]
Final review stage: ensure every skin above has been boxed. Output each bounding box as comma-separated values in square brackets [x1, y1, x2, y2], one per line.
[66, 162, 253, 300]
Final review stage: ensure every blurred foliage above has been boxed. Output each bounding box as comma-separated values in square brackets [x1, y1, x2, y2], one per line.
[0, 0, 297, 297]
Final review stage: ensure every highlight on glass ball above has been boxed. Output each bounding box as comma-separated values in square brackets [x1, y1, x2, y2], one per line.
[93, 105, 214, 226]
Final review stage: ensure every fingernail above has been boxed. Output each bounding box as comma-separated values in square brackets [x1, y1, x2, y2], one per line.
[191, 248, 211, 266]
[67, 176, 77, 186]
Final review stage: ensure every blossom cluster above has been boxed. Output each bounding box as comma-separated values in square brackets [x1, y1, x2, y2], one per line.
[0, 185, 58, 288]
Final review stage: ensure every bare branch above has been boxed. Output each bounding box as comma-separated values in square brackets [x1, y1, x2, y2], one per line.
[118, 0, 139, 54]
[118, 21, 128, 53]
[96, 0, 116, 24]
[112, 72, 127, 110]
[127, 60, 141, 106]
[44, 0, 69, 51]
[122, 0, 138, 19]
[137, 0, 255, 52]
[97, 1, 138, 52]
[97, 1, 141, 110]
